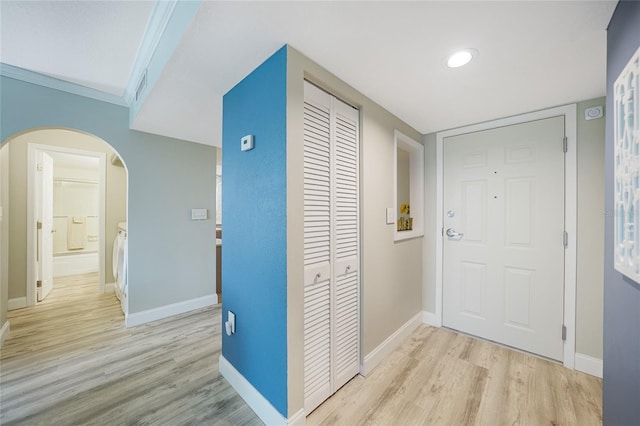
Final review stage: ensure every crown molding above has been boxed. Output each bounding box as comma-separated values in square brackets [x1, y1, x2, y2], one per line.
[123, 0, 179, 106]
[0, 63, 127, 107]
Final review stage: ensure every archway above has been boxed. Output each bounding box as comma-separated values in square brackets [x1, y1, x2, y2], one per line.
[0, 128, 129, 319]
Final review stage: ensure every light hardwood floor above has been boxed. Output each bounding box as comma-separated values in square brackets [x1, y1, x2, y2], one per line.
[307, 325, 603, 426]
[0, 273, 261, 426]
[1, 273, 602, 425]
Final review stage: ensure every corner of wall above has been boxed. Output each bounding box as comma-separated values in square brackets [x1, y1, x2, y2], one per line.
[221, 45, 289, 418]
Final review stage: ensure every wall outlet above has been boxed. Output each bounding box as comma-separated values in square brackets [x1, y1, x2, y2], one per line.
[225, 311, 236, 336]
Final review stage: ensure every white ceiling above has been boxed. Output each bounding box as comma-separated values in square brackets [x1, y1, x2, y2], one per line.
[0, 1, 153, 96]
[0, 1, 618, 147]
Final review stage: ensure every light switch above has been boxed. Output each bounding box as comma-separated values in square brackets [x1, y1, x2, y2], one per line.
[191, 208, 208, 220]
[386, 207, 395, 224]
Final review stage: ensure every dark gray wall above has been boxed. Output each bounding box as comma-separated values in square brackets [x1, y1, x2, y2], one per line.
[604, 1, 640, 424]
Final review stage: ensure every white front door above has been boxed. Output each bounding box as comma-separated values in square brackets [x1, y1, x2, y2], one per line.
[443, 116, 565, 361]
[37, 151, 54, 301]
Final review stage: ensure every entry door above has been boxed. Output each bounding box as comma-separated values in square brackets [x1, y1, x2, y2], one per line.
[37, 151, 54, 301]
[443, 116, 565, 361]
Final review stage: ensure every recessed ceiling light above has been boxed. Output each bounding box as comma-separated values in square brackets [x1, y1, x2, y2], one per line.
[447, 49, 477, 68]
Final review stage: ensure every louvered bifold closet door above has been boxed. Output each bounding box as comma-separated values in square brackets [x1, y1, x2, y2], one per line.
[303, 83, 333, 413]
[303, 81, 360, 414]
[331, 99, 360, 390]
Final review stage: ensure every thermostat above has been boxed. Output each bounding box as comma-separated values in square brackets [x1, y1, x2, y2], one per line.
[241, 134, 254, 151]
[585, 106, 603, 121]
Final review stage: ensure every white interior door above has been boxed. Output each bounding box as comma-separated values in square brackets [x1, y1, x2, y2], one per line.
[37, 151, 54, 301]
[443, 116, 565, 361]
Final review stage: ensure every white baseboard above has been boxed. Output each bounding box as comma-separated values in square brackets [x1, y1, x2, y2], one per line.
[422, 310, 440, 327]
[125, 293, 218, 328]
[0, 320, 10, 346]
[8, 297, 27, 311]
[105, 282, 115, 293]
[53, 252, 99, 277]
[219, 355, 300, 425]
[360, 312, 422, 376]
[287, 409, 305, 426]
[575, 353, 603, 378]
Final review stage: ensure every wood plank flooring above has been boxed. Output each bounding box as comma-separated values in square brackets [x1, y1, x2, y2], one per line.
[307, 325, 603, 426]
[0, 273, 261, 426]
[1, 273, 602, 425]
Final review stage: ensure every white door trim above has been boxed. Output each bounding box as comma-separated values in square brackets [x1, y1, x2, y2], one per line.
[434, 104, 577, 368]
[27, 143, 107, 306]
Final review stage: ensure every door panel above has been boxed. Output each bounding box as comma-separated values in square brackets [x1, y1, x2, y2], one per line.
[443, 116, 565, 361]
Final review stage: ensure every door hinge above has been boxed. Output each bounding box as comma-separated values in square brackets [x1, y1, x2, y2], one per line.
[37, 163, 43, 172]
[562, 324, 567, 341]
[36, 280, 42, 288]
[563, 231, 568, 248]
[37, 221, 42, 230]
[562, 137, 568, 153]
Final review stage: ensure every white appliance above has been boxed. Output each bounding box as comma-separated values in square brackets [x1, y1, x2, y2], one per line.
[112, 222, 127, 314]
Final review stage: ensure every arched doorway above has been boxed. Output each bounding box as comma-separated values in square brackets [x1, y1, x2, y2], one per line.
[1, 128, 128, 317]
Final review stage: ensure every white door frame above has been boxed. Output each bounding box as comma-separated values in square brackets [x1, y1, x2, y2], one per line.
[27, 143, 107, 306]
[434, 104, 577, 368]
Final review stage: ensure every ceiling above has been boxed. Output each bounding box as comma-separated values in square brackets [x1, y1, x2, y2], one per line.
[0, 1, 618, 147]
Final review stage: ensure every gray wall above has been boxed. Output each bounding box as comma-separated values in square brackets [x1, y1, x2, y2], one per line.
[6, 129, 126, 300]
[1, 76, 217, 316]
[603, 1, 640, 423]
[422, 98, 606, 361]
[576, 98, 605, 359]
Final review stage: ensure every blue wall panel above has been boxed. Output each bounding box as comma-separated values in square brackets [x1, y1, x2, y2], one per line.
[221, 46, 288, 416]
[604, 2, 640, 424]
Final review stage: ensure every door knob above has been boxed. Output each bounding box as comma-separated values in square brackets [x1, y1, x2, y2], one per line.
[446, 228, 464, 239]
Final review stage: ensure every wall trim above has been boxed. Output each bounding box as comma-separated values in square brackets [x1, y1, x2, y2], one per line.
[434, 103, 577, 369]
[8, 297, 26, 311]
[422, 310, 440, 327]
[125, 293, 217, 328]
[575, 353, 603, 378]
[219, 355, 294, 425]
[105, 282, 115, 293]
[0, 320, 10, 346]
[287, 409, 306, 426]
[360, 312, 422, 376]
[0, 63, 127, 106]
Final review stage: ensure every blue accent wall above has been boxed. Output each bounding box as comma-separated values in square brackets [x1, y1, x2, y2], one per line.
[221, 46, 288, 416]
[604, 2, 640, 424]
